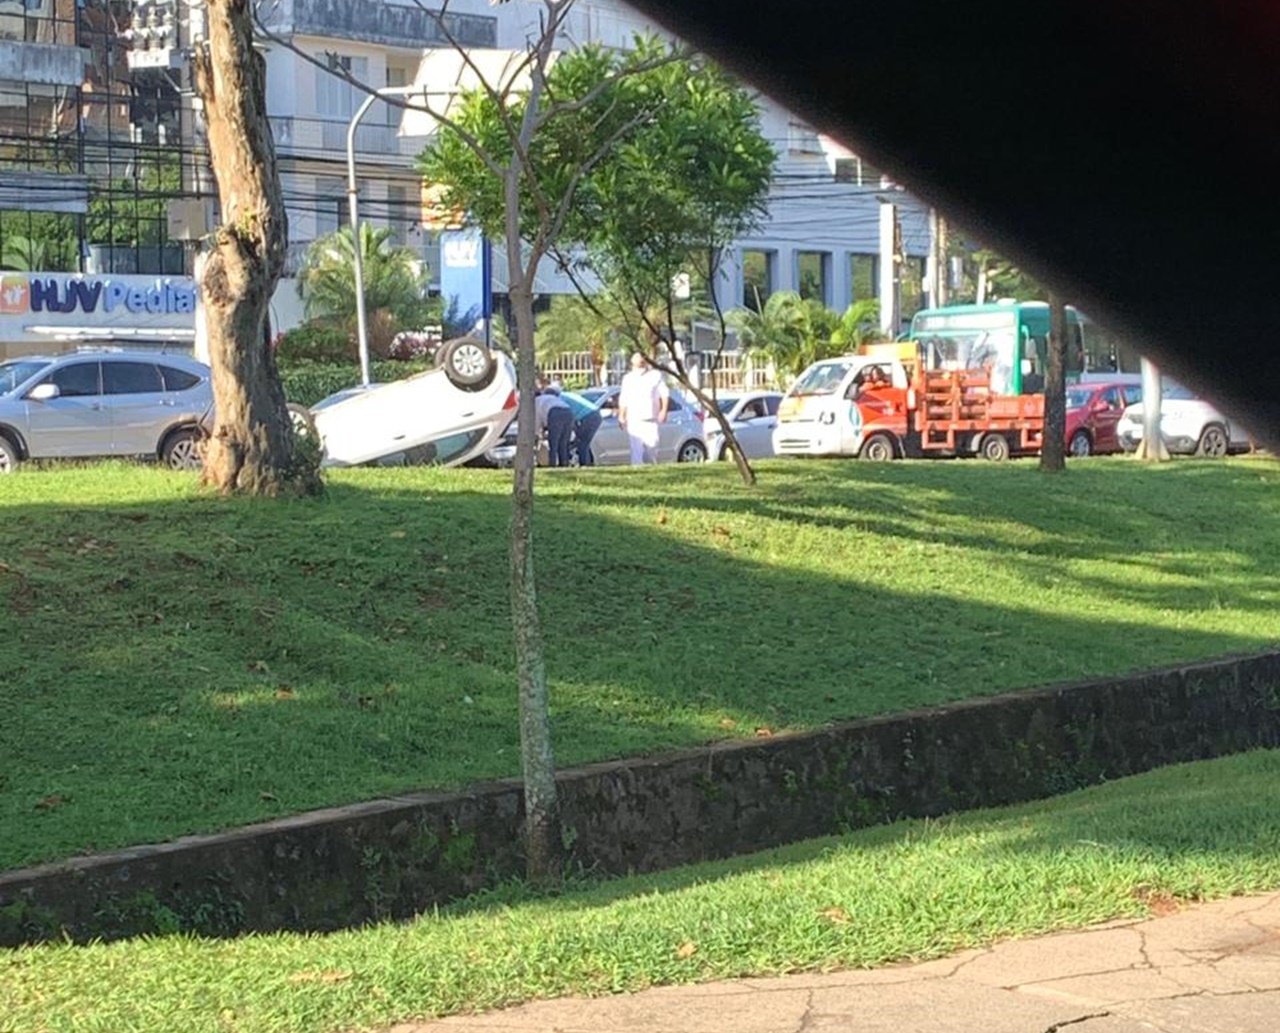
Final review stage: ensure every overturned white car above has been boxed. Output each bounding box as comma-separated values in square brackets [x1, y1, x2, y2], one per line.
[289, 337, 517, 468]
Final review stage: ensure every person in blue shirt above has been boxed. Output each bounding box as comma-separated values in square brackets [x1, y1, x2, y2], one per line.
[561, 389, 603, 466]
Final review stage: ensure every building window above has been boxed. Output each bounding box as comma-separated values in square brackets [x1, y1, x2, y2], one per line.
[314, 177, 345, 238]
[787, 120, 822, 155]
[850, 253, 877, 302]
[386, 184, 408, 246]
[316, 54, 369, 120]
[741, 248, 773, 310]
[834, 155, 883, 186]
[384, 65, 408, 127]
[0, 80, 80, 173]
[899, 257, 927, 321]
[0, 0, 78, 47]
[796, 251, 829, 304]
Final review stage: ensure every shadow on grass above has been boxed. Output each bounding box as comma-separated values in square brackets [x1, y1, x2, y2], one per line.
[1, 459, 1277, 872]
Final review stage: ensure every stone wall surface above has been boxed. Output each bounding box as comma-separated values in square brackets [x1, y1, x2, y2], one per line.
[3, 651, 1278, 946]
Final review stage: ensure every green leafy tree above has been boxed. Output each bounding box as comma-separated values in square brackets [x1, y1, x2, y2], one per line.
[560, 49, 775, 484]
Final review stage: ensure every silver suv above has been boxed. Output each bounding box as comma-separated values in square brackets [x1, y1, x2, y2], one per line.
[0, 350, 213, 474]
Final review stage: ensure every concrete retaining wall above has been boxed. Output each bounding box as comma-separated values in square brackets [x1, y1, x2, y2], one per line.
[3, 651, 1278, 946]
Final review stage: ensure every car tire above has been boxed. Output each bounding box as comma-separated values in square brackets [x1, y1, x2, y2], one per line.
[1068, 430, 1092, 457]
[160, 426, 205, 471]
[437, 337, 496, 391]
[979, 433, 1011, 461]
[859, 433, 897, 461]
[0, 432, 19, 474]
[286, 403, 318, 443]
[1196, 423, 1229, 458]
[677, 439, 707, 463]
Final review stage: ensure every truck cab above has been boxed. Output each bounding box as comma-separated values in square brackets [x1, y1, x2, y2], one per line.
[772, 352, 912, 458]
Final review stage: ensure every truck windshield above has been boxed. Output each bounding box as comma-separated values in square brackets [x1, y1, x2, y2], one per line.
[790, 362, 852, 396]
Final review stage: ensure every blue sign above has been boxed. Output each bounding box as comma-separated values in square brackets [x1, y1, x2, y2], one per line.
[21, 277, 196, 317]
[439, 228, 491, 334]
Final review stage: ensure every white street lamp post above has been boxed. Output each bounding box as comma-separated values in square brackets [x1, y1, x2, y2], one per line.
[346, 85, 427, 388]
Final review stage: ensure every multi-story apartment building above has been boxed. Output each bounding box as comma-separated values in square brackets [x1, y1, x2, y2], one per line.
[0, 0, 938, 355]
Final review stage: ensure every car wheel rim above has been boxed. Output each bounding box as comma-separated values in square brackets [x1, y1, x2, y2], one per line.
[1204, 430, 1227, 456]
[452, 344, 488, 379]
[681, 443, 705, 462]
[0, 451, 11, 473]
[168, 438, 200, 470]
[1070, 434, 1089, 456]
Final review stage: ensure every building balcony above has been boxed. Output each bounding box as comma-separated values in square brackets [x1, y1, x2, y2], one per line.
[270, 115, 432, 163]
[260, 0, 497, 50]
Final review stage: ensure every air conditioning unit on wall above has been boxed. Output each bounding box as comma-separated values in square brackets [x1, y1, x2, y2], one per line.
[166, 198, 211, 242]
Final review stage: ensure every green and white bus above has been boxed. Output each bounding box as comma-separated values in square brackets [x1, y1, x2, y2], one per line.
[909, 301, 1086, 396]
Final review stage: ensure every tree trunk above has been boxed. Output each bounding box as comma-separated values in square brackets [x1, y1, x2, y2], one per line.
[194, 0, 319, 496]
[679, 376, 756, 485]
[505, 180, 561, 885]
[1040, 292, 1068, 472]
[1136, 355, 1170, 461]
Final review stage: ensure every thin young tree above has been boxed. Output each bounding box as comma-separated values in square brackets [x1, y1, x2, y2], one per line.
[1040, 292, 1068, 471]
[194, 0, 319, 496]
[414, 9, 679, 883]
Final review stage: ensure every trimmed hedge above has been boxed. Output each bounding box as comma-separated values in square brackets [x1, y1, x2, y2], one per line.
[279, 360, 431, 407]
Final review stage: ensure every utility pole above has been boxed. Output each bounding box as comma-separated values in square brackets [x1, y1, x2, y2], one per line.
[878, 182, 899, 336]
[928, 208, 949, 308]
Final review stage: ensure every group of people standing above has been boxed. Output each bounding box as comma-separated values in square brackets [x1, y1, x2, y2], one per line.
[532, 352, 672, 467]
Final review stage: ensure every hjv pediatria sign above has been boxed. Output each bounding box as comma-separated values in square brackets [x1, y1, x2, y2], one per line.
[0, 274, 198, 353]
[1, 275, 196, 317]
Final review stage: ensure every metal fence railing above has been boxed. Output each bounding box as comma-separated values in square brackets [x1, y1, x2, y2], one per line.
[538, 349, 779, 394]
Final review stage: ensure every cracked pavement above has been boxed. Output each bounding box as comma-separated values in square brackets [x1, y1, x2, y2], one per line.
[388, 892, 1280, 1033]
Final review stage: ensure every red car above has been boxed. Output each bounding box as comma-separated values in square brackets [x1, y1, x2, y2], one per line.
[1064, 380, 1144, 456]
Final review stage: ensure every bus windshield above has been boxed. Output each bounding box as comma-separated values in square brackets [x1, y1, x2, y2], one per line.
[790, 361, 852, 396]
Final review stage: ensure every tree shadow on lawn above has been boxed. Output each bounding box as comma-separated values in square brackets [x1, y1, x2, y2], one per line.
[568, 458, 1280, 613]
[1, 466, 1275, 870]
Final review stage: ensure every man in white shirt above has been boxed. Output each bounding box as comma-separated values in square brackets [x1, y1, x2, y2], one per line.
[617, 351, 669, 464]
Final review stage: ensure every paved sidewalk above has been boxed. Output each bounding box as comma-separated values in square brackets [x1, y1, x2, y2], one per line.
[393, 892, 1280, 1033]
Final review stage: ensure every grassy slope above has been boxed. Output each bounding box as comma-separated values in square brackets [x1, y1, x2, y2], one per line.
[2, 457, 1279, 869]
[3, 750, 1279, 1033]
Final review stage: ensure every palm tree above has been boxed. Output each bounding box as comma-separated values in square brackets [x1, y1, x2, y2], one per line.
[730, 289, 840, 379]
[297, 225, 425, 324]
[830, 298, 882, 351]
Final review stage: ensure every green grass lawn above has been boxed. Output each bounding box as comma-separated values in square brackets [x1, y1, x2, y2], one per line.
[2, 456, 1279, 870]
[4, 749, 1279, 1033]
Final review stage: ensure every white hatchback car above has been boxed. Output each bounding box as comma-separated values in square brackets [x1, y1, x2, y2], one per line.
[290, 338, 517, 468]
[1117, 381, 1252, 457]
